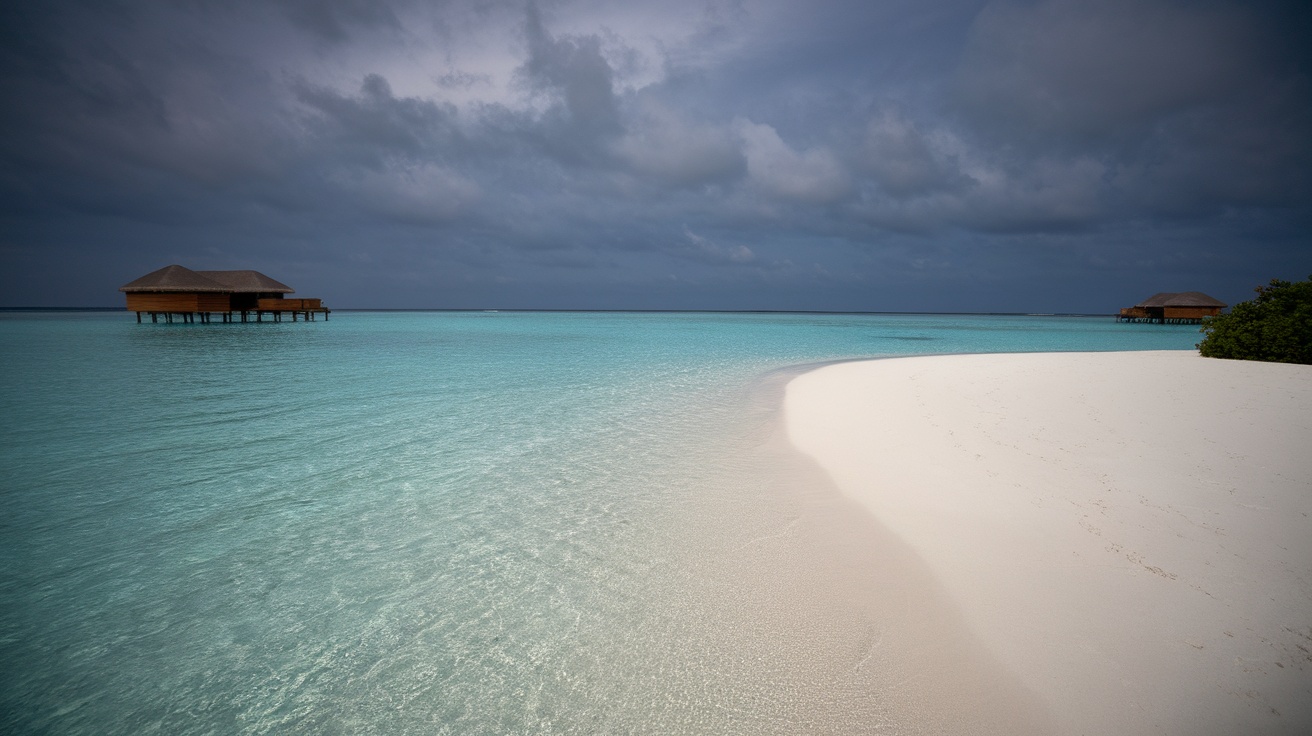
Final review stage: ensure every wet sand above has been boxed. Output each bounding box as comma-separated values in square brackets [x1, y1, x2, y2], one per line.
[608, 365, 1058, 734]
[784, 351, 1312, 735]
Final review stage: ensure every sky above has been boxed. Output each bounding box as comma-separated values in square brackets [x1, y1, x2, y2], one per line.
[1, 0, 1308, 311]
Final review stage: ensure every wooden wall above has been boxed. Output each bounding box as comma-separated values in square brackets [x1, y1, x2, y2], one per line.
[258, 298, 322, 310]
[126, 293, 231, 311]
[197, 293, 230, 311]
[1164, 306, 1221, 319]
[126, 292, 326, 313]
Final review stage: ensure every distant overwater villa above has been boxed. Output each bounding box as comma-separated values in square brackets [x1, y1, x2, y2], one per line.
[119, 265, 330, 323]
[1116, 291, 1226, 324]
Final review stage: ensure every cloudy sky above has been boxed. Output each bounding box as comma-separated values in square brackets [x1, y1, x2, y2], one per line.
[1, 0, 1308, 311]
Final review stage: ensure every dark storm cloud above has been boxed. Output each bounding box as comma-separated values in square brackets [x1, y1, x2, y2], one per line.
[274, 0, 402, 42]
[0, 0, 1307, 310]
[956, 0, 1260, 141]
[519, 3, 622, 139]
[950, 0, 1311, 221]
[294, 73, 463, 163]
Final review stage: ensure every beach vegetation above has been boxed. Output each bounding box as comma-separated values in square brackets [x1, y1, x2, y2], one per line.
[1197, 276, 1312, 364]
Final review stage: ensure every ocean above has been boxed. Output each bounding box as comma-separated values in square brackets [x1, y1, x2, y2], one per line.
[0, 311, 1202, 734]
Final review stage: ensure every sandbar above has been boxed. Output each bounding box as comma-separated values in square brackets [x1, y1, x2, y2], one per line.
[785, 350, 1312, 735]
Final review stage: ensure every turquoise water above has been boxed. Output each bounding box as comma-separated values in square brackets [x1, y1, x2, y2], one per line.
[0, 312, 1202, 734]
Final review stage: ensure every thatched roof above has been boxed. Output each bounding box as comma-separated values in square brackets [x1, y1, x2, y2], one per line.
[197, 270, 293, 293]
[119, 265, 228, 292]
[1134, 291, 1227, 308]
[120, 265, 294, 293]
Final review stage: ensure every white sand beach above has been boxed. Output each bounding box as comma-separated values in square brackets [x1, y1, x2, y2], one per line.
[785, 351, 1312, 735]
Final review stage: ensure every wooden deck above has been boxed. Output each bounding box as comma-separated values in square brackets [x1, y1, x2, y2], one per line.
[1116, 314, 1206, 325]
[1117, 293, 1224, 325]
[135, 308, 330, 323]
[1117, 307, 1213, 325]
[131, 295, 329, 323]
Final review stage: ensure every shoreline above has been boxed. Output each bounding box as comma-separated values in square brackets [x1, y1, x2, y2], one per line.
[784, 350, 1312, 735]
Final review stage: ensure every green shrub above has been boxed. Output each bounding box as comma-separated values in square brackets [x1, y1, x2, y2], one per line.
[1197, 276, 1312, 364]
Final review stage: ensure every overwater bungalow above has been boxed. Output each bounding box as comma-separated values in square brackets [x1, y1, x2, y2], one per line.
[120, 264, 329, 323]
[1117, 292, 1225, 324]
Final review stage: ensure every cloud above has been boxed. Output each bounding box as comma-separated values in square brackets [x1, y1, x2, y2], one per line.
[734, 119, 851, 204]
[345, 162, 482, 224]
[610, 100, 745, 186]
[0, 0, 1308, 310]
[294, 74, 462, 164]
[858, 112, 966, 199]
[948, 0, 1311, 221]
[851, 145, 1107, 234]
[517, 2, 622, 138]
[954, 155, 1107, 232]
[272, 0, 402, 43]
[435, 70, 492, 90]
[668, 226, 756, 265]
[955, 0, 1261, 141]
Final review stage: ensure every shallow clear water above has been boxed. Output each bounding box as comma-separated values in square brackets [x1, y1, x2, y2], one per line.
[0, 311, 1202, 734]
